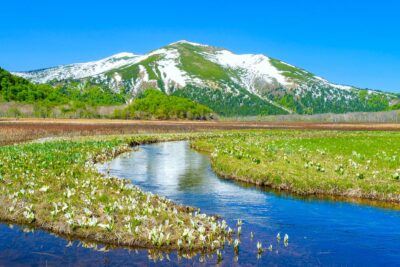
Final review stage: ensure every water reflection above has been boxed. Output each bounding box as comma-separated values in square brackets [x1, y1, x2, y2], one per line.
[105, 141, 268, 213]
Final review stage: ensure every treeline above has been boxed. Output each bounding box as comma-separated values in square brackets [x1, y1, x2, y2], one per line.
[0, 101, 123, 119]
[113, 89, 215, 120]
[0, 67, 125, 107]
[227, 110, 400, 123]
[172, 85, 288, 116]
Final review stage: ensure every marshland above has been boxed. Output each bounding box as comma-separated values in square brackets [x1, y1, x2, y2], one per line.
[1, 122, 400, 265]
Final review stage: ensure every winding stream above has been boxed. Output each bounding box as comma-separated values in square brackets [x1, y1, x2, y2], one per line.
[1, 141, 400, 266]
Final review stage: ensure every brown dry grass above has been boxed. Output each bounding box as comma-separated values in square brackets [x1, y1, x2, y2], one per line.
[1, 118, 400, 146]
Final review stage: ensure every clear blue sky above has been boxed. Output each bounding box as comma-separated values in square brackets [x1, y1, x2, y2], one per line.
[1, 0, 399, 92]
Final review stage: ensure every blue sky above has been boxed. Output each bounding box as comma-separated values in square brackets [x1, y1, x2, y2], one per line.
[0, 0, 399, 92]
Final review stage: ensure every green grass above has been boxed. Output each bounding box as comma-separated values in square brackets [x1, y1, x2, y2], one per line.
[388, 103, 400, 111]
[110, 64, 140, 81]
[174, 43, 229, 81]
[269, 58, 315, 82]
[140, 54, 162, 80]
[112, 54, 162, 82]
[0, 133, 231, 250]
[192, 130, 400, 202]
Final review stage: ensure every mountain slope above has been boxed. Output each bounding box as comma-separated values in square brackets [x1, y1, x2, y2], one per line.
[0, 67, 124, 106]
[13, 40, 397, 116]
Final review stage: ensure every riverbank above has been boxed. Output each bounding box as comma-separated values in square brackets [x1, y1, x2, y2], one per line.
[191, 130, 400, 203]
[0, 133, 231, 251]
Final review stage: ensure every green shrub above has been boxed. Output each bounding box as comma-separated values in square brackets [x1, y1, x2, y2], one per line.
[113, 89, 214, 120]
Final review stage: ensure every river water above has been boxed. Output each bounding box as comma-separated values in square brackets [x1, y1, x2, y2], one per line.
[1, 141, 400, 266]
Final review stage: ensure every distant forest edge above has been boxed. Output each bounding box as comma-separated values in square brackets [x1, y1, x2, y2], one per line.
[224, 110, 400, 123]
[0, 67, 126, 118]
[1, 66, 400, 121]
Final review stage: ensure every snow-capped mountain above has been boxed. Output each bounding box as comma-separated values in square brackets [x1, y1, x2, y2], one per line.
[13, 40, 396, 116]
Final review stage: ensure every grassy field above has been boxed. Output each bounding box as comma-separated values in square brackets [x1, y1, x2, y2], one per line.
[2, 118, 400, 146]
[192, 130, 400, 202]
[0, 133, 234, 251]
[1, 121, 400, 252]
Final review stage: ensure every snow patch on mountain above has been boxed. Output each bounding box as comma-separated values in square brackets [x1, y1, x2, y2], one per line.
[127, 65, 149, 95]
[113, 72, 122, 83]
[138, 65, 149, 81]
[170, 40, 209, 47]
[13, 52, 140, 83]
[204, 50, 289, 88]
[156, 48, 188, 91]
[110, 52, 137, 59]
[329, 83, 353, 91]
[314, 76, 353, 91]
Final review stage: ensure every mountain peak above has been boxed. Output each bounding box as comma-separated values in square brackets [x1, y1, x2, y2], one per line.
[169, 40, 209, 47]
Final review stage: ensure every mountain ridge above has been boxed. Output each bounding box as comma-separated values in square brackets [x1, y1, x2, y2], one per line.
[13, 40, 397, 116]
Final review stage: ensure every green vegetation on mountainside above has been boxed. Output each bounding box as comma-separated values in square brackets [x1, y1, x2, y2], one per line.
[266, 84, 390, 114]
[269, 58, 315, 82]
[173, 43, 229, 81]
[173, 85, 288, 116]
[388, 103, 400, 111]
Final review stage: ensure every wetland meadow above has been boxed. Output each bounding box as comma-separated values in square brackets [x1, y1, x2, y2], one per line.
[1, 122, 400, 265]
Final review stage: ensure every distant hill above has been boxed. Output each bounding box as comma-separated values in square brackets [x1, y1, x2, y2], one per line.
[113, 89, 214, 120]
[10, 40, 400, 116]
